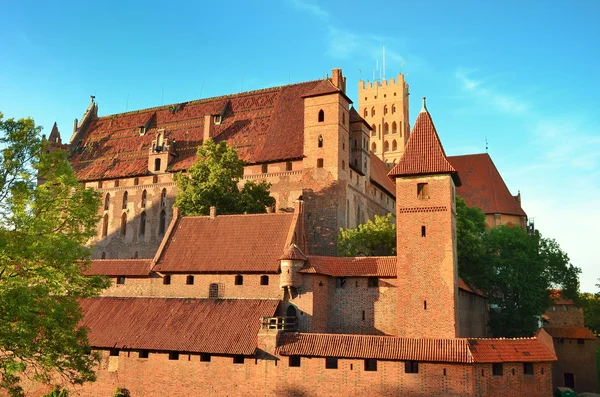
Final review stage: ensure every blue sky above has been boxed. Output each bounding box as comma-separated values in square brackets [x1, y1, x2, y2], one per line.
[1, 0, 598, 291]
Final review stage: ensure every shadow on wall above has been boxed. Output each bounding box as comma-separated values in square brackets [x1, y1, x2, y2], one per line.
[92, 197, 173, 260]
[303, 181, 346, 257]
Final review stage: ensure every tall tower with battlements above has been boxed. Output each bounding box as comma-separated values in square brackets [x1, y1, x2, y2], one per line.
[358, 74, 410, 170]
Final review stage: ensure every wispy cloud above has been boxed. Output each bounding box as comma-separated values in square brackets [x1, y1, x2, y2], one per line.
[288, 0, 329, 20]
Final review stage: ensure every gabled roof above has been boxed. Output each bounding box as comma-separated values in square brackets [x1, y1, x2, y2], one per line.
[369, 151, 396, 197]
[349, 107, 371, 130]
[276, 332, 557, 363]
[69, 80, 326, 181]
[80, 297, 278, 355]
[301, 256, 396, 277]
[301, 79, 353, 104]
[279, 244, 307, 261]
[544, 327, 596, 340]
[153, 213, 295, 273]
[448, 153, 526, 217]
[82, 259, 152, 276]
[48, 122, 61, 143]
[388, 101, 459, 185]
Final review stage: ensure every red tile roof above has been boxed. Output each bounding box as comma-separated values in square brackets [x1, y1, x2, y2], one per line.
[276, 333, 556, 363]
[369, 151, 396, 197]
[467, 337, 557, 363]
[70, 80, 326, 181]
[301, 256, 397, 277]
[388, 106, 459, 185]
[349, 107, 371, 130]
[301, 79, 349, 101]
[448, 153, 526, 217]
[544, 327, 596, 340]
[82, 259, 152, 276]
[276, 333, 474, 363]
[458, 278, 485, 297]
[80, 297, 278, 355]
[279, 244, 307, 261]
[153, 213, 294, 273]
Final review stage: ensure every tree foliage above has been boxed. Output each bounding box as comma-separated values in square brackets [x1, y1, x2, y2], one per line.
[0, 113, 110, 396]
[336, 194, 581, 337]
[174, 139, 275, 216]
[337, 213, 396, 256]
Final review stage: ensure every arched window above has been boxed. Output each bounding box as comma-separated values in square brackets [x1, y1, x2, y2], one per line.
[384, 123, 389, 135]
[161, 189, 167, 209]
[122, 191, 128, 210]
[318, 109, 324, 122]
[154, 158, 161, 172]
[102, 214, 109, 237]
[286, 305, 298, 320]
[159, 209, 166, 235]
[371, 142, 377, 153]
[101, 251, 106, 259]
[399, 121, 403, 137]
[371, 124, 376, 137]
[139, 211, 146, 236]
[371, 107, 375, 117]
[104, 193, 110, 211]
[392, 140, 397, 151]
[120, 213, 127, 236]
[133, 251, 138, 259]
[383, 105, 388, 115]
[392, 121, 397, 135]
[392, 104, 396, 114]
[141, 190, 147, 208]
[318, 135, 323, 148]
[384, 141, 390, 152]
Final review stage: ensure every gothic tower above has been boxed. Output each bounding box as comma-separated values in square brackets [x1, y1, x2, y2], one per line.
[358, 74, 410, 169]
[389, 98, 461, 339]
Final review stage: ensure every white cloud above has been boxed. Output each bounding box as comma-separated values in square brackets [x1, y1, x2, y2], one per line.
[455, 70, 530, 114]
[288, 0, 329, 20]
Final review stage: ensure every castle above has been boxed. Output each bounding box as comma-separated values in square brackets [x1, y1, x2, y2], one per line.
[25, 68, 563, 397]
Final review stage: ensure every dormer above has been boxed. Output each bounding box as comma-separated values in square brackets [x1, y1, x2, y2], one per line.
[148, 129, 176, 174]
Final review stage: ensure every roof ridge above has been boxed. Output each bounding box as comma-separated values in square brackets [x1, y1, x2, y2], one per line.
[181, 212, 294, 219]
[94, 78, 326, 120]
[307, 255, 396, 259]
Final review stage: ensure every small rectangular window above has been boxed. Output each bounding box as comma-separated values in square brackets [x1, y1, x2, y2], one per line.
[577, 338, 585, 345]
[286, 162, 292, 171]
[421, 226, 426, 237]
[139, 350, 149, 359]
[405, 361, 419, 374]
[417, 183, 429, 199]
[325, 357, 338, 369]
[336, 277, 347, 289]
[169, 352, 179, 361]
[109, 349, 120, 357]
[317, 158, 324, 168]
[200, 353, 211, 362]
[233, 355, 244, 364]
[116, 276, 126, 285]
[289, 356, 301, 367]
[235, 275, 243, 286]
[163, 275, 171, 285]
[262, 164, 268, 173]
[492, 363, 503, 376]
[368, 277, 379, 288]
[186, 275, 194, 285]
[98, 181, 103, 188]
[364, 359, 377, 372]
[523, 362, 534, 376]
[260, 275, 269, 286]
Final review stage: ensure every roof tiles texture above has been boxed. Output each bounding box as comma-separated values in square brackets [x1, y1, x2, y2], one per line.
[82, 259, 152, 276]
[301, 256, 397, 277]
[276, 333, 556, 363]
[543, 327, 596, 340]
[448, 153, 526, 217]
[70, 80, 323, 181]
[369, 151, 396, 196]
[154, 213, 294, 273]
[80, 297, 278, 355]
[388, 110, 457, 181]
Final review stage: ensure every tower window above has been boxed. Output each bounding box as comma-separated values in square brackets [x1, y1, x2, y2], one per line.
[235, 275, 243, 285]
[104, 193, 110, 211]
[120, 213, 127, 236]
[318, 135, 323, 148]
[141, 189, 147, 208]
[492, 363, 503, 376]
[384, 122, 389, 135]
[363, 108, 367, 118]
[325, 357, 338, 369]
[371, 107, 375, 117]
[122, 191, 128, 210]
[260, 275, 269, 286]
[421, 226, 426, 237]
[161, 188, 167, 208]
[364, 359, 377, 372]
[318, 109, 324, 122]
[383, 105, 388, 115]
[371, 124, 376, 137]
[154, 158, 161, 172]
[417, 183, 429, 199]
[102, 214, 109, 237]
[317, 158, 324, 168]
[371, 142, 377, 153]
[405, 361, 419, 374]
[159, 209, 166, 235]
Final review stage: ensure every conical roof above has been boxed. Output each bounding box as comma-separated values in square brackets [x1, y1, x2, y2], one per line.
[48, 122, 61, 144]
[279, 243, 307, 261]
[388, 98, 460, 185]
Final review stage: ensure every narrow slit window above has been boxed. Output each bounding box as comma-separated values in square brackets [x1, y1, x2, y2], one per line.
[154, 158, 161, 172]
[141, 190, 147, 208]
[421, 226, 426, 237]
[139, 211, 146, 236]
[262, 163, 268, 173]
[120, 213, 127, 236]
[102, 214, 109, 237]
[317, 158, 324, 168]
[318, 109, 324, 122]
[122, 191, 128, 210]
[159, 210, 166, 235]
[104, 193, 110, 211]
[318, 135, 323, 148]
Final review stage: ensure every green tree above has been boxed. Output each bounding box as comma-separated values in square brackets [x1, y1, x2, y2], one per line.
[0, 113, 109, 396]
[455, 197, 489, 287]
[337, 213, 396, 256]
[174, 139, 275, 216]
[579, 291, 600, 335]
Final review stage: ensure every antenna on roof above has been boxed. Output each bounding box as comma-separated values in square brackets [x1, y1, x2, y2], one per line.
[382, 45, 386, 80]
[485, 137, 489, 152]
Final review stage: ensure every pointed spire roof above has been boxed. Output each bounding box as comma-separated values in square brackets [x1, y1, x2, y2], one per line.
[48, 122, 61, 144]
[279, 243, 307, 261]
[388, 98, 460, 185]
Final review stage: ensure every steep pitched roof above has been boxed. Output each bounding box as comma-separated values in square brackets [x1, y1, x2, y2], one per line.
[369, 151, 396, 197]
[80, 297, 278, 355]
[544, 327, 596, 340]
[388, 101, 459, 185]
[69, 80, 325, 181]
[300, 256, 397, 277]
[82, 259, 152, 276]
[448, 153, 526, 217]
[48, 122, 61, 143]
[349, 107, 371, 129]
[153, 213, 295, 273]
[276, 333, 556, 363]
[279, 244, 307, 261]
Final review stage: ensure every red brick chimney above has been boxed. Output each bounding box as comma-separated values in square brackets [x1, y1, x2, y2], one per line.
[203, 115, 213, 142]
[209, 206, 216, 220]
